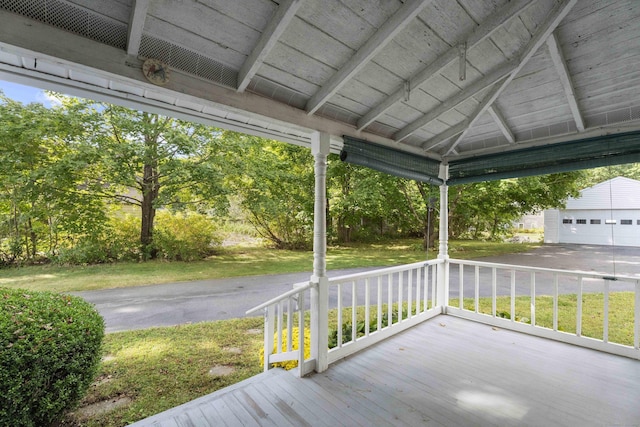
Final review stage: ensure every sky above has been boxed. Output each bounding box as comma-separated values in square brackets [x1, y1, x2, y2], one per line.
[0, 79, 59, 106]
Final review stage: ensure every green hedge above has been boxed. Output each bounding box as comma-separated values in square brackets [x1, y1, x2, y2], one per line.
[0, 288, 104, 426]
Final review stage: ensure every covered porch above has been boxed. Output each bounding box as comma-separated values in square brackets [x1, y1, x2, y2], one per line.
[1, 0, 640, 425]
[130, 315, 640, 426]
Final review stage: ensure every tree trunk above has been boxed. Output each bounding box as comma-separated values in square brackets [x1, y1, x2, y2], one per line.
[140, 163, 159, 259]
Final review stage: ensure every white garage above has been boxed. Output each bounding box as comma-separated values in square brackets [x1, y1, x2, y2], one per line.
[544, 177, 640, 247]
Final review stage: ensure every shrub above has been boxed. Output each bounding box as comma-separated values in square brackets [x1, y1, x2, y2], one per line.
[0, 288, 104, 426]
[154, 211, 221, 261]
[260, 327, 311, 370]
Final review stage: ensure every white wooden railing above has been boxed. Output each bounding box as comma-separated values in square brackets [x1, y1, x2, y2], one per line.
[249, 257, 640, 376]
[246, 282, 316, 376]
[447, 258, 640, 360]
[247, 260, 443, 376]
[326, 260, 442, 364]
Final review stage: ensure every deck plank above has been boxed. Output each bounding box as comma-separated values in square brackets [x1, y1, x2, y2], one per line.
[130, 315, 640, 427]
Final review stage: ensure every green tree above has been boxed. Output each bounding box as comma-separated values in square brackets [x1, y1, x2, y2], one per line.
[224, 133, 315, 249]
[0, 93, 106, 263]
[94, 105, 228, 258]
[328, 159, 409, 243]
[448, 173, 583, 239]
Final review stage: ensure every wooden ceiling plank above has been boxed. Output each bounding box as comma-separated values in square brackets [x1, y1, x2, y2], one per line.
[546, 31, 585, 131]
[305, 0, 433, 115]
[356, 0, 533, 131]
[443, 0, 578, 156]
[488, 105, 515, 144]
[237, 0, 303, 93]
[126, 0, 150, 56]
[421, 121, 468, 151]
[393, 61, 516, 142]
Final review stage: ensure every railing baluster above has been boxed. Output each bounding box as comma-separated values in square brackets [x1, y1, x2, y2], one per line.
[352, 280, 357, 342]
[377, 276, 382, 332]
[424, 265, 429, 310]
[492, 267, 497, 317]
[298, 290, 305, 371]
[530, 272, 536, 326]
[553, 273, 559, 331]
[408, 269, 413, 318]
[365, 278, 370, 336]
[388, 273, 393, 327]
[510, 269, 516, 323]
[398, 272, 403, 322]
[604, 278, 610, 343]
[265, 305, 275, 371]
[337, 283, 343, 348]
[459, 263, 464, 310]
[277, 301, 283, 353]
[577, 276, 583, 337]
[416, 266, 422, 314]
[431, 266, 437, 309]
[635, 281, 640, 350]
[474, 265, 479, 313]
[287, 298, 293, 352]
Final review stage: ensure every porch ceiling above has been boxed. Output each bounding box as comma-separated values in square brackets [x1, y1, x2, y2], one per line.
[0, 0, 639, 164]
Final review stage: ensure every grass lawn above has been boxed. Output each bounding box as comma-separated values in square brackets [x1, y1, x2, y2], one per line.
[0, 239, 539, 293]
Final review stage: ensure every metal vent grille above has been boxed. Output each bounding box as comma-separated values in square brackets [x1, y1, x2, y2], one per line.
[586, 106, 640, 128]
[0, 0, 127, 49]
[139, 34, 238, 89]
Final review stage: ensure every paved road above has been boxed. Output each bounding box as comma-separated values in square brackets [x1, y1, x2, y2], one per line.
[73, 244, 640, 333]
[72, 267, 371, 333]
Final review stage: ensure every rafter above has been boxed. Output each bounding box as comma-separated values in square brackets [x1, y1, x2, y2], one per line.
[393, 61, 515, 142]
[356, 0, 533, 131]
[546, 31, 585, 131]
[421, 80, 505, 151]
[422, 121, 469, 151]
[126, 0, 150, 56]
[305, 0, 432, 115]
[488, 105, 515, 144]
[237, 0, 303, 93]
[443, 0, 578, 156]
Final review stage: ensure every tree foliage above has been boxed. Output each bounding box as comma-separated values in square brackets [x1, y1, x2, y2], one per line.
[0, 94, 106, 264]
[0, 89, 622, 265]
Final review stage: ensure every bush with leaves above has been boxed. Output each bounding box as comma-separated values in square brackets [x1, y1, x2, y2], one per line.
[154, 211, 221, 261]
[0, 287, 104, 426]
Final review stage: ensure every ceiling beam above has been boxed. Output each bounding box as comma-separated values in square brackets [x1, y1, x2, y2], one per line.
[421, 78, 505, 151]
[488, 105, 515, 144]
[356, 0, 533, 131]
[443, 0, 578, 156]
[422, 121, 468, 151]
[237, 0, 303, 93]
[393, 61, 516, 142]
[305, 0, 432, 115]
[546, 31, 585, 131]
[126, 0, 150, 56]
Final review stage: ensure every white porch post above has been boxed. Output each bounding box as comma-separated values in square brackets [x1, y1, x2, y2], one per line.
[310, 131, 330, 373]
[436, 164, 449, 310]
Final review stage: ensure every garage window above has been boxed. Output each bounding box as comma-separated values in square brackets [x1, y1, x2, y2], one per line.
[590, 219, 601, 224]
[621, 219, 633, 225]
[576, 219, 587, 224]
[562, 219, 573, 224]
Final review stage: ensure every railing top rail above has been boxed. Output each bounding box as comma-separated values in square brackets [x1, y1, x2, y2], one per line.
[245, 280, 312, 315]
[327, 259, 443, 285]
[449, 258, 640, 282]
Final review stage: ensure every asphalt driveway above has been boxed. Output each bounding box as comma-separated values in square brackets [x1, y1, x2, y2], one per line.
[73, 244, 640, 333]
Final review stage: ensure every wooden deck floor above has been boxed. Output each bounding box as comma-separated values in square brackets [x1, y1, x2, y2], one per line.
[130, 315, 640, 426]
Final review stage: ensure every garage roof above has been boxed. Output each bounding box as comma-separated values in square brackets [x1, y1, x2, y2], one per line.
[0, 0, 639, 181]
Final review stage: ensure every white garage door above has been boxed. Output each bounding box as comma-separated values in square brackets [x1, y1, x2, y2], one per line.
[558, 209, 640, 247]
